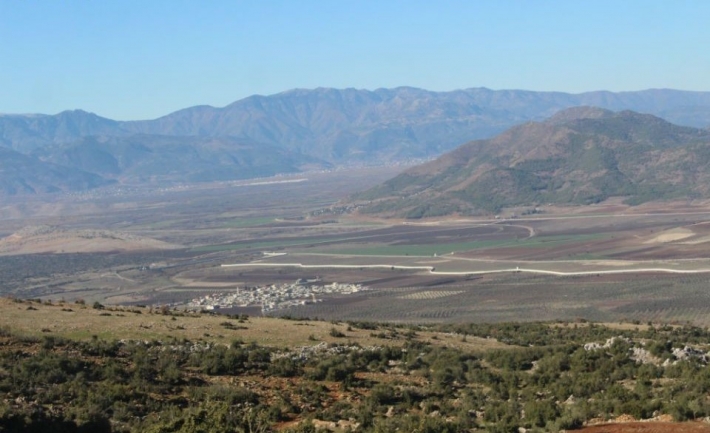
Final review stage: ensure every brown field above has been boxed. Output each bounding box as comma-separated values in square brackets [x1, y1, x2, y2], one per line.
[3, 167, 710, 324]
[269, 272, 710, 325]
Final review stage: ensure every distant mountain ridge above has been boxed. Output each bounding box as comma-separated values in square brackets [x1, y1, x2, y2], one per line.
[3, 87, 710, 195]
[355, 107, 710, 218]
[0, 110, 125, 152]
[121, 87, 710, 161]
[5, 87, 710, 158]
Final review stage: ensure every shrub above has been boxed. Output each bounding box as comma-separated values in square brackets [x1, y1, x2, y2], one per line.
[269, 357, 301, 378]
[329, 327, 345, 338]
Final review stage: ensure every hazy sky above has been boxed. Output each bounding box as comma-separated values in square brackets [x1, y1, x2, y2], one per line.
[1, 1, 708, 120]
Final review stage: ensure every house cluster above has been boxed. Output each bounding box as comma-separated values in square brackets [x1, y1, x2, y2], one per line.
[184, 280, 367, 313]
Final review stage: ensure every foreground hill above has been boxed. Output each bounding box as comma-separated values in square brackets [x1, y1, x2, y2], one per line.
[356, 107, 710, 217]
[3, 297, 710, 432]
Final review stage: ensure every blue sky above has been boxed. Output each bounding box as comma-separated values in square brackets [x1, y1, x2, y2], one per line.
[1, 1, 708, 120]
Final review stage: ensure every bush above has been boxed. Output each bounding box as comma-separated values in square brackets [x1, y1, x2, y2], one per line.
[329, 327, 345, 338]
[269, 357, 300, 378]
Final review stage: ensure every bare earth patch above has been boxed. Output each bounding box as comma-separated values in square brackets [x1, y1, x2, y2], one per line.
[0, 225, 181, 255]
[578, 422, 710, 433]
[644, 228, 695, 244]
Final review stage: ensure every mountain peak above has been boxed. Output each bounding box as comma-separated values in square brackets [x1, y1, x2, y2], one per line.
[545, 106, 614, 124]
[55, 109, 96, 117]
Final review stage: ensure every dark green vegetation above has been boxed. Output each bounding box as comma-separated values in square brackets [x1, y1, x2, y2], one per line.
[4, 300, 710, 432]
[356, 107, 710, 217]
[4, 88, 710, 194]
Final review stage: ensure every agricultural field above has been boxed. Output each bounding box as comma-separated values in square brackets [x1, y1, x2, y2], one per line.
[6, 170, 710, 432]
[4, 168, 710, 326]
[270, 272, 710, 325]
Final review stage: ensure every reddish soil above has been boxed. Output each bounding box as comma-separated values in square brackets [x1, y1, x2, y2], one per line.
[577, 422, 710, 433]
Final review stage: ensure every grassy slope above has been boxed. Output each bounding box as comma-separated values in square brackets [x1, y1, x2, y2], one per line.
[0, 298, 506, 351]
[5, 297, 710, 432]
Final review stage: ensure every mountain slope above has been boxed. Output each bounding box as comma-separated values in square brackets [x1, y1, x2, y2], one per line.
[355, 108, 710, 218]
[0, 110, 125, 152]
[3, 87, 710, 197]
[36, 135, 329, 183]
[4, 88, 710, 166]
[122, 87, 710, 163]
[0, 147, 114, 195]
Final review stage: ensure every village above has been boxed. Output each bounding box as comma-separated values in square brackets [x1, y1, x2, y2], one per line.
[183, 280, 367, 313]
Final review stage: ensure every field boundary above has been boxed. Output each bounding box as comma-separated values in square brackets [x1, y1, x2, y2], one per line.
[221, 262, 710, 277]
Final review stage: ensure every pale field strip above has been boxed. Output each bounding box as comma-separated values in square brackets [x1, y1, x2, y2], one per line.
[431, 209, 710, 223]
[222, 261, 710, 276]
[681, 235, 710, 245]
[284, 252, 710, 270]
[398, 290, 465, 300]
[234, 251, 710, 274]
[171, 277, 238, 288]
[236, 178, 307, 187]
[222, 263, 431, 271]
[644, 228, 695, 244]
[99, 272, 136, 283]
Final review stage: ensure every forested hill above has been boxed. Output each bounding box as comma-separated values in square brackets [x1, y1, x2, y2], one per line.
[355, 107, 710, 218]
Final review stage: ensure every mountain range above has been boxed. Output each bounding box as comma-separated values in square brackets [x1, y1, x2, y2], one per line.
[3, 87, 710, 195]
[354, 107, 710, 218]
